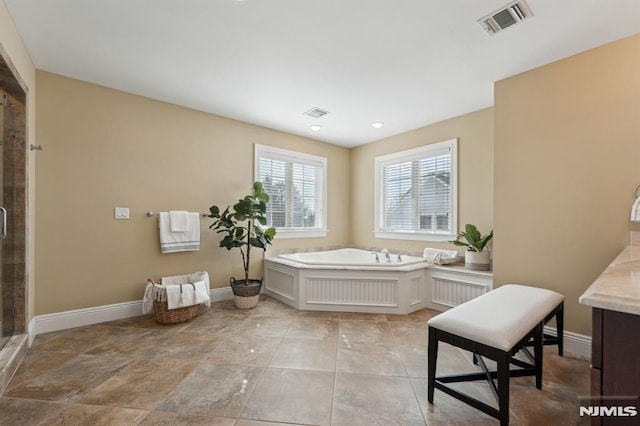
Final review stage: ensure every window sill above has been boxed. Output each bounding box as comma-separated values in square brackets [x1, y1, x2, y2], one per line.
[276, 229, 328, 239]
[374, 231, 456, 242]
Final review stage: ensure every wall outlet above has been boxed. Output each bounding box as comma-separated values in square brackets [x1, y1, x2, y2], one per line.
[115, 207, 129, 219]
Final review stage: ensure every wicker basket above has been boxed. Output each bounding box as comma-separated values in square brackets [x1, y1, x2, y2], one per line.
[230, 277, 262, 309]
[148, 279, 201, 324]
[234, 294, 260, 309]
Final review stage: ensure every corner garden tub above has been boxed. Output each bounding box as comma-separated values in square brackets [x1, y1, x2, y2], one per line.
[264, 248, 493, 315]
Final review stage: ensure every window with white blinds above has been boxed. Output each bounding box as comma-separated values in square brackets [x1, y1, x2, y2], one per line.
[255, 144, 327, 238]
[374, 139, 457, 241]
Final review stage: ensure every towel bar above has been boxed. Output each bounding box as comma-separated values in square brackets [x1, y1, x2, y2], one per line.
[147, 211, 209, 217]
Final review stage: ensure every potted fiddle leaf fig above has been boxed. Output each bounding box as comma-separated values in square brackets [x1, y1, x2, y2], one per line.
[450, 224, 493, 271]
[208, 181, 277, 309]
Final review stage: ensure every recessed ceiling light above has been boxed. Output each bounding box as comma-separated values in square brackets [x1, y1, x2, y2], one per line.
[372, 122, 384, 129]
[310, 125, 322, 132]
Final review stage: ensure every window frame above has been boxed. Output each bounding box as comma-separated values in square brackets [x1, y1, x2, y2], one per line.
[254, 144, 328, 239]
[374, 139, 458, 242]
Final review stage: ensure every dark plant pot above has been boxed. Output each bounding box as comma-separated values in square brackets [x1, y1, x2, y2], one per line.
[230, 278, 262, 308]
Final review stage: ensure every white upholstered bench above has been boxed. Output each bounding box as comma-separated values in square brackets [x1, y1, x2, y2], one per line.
[427, 284, 564, 426]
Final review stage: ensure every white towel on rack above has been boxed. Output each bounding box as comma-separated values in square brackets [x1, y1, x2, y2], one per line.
[632, 197, 640, 222]
[169, 210, 189, 232]
[159, 212, 200, 253]
[165, 281, 209, 310]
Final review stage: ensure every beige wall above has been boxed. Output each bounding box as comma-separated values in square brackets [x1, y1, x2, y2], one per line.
[32, 25, 639, 341]
[494, 34, 640, 335]
[35, 71, 350, 315]
[350, 108, 494, 254]
[0, 2, 37, 324]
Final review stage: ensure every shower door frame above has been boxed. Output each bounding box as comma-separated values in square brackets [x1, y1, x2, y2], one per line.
[0, 45, 29, 351]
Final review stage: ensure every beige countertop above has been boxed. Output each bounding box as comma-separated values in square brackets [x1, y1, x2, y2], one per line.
[579, 246, 640, 315]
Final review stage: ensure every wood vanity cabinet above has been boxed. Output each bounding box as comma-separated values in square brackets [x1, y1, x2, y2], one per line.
[590, 308, 640, 426]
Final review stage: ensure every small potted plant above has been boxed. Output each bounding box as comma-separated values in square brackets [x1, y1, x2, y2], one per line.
[450, 224, 493, 271]
[209, 182, 277, 309]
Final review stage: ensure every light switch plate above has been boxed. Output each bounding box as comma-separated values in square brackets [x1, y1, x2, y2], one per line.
[115, 207, 129, 219]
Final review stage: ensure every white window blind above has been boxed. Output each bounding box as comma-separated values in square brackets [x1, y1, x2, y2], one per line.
[255, 144, 327, 238]
[375, 139, 457, 241]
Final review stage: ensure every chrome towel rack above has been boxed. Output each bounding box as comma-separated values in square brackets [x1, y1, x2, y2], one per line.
[147, 211, 209, 217]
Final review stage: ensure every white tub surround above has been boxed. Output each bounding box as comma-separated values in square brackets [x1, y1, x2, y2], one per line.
[427, 265, 493, 311]
[264, 248, 492, 314]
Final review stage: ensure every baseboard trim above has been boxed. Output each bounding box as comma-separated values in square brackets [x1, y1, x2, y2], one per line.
[544, 325, 591, 359]
[28, 290, 592, 359]
[32, 287, 234, 337]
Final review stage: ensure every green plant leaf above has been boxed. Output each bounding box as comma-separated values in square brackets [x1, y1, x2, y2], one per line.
[464, 224, 481, 243]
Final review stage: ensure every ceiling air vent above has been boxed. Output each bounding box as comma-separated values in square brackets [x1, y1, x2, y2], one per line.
[304, 107, 330, 118]
[478, 0, 533, 35]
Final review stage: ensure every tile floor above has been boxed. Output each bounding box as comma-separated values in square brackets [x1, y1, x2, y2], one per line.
[0, 295, 590, 425]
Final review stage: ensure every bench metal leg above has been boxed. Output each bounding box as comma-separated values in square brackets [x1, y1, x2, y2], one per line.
[556, 303, 564, 356]
[534, 323, 543, 389]
[427, 328, 438, 403]
[497, 352, 510, 426]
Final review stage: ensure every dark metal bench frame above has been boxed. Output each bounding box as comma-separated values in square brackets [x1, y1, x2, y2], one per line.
[427, 302, 564, 426]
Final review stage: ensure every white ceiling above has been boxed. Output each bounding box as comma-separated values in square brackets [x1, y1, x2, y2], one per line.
[4, 0, 639, 147]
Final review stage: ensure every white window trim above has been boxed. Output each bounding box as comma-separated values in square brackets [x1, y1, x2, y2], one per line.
[255, 144, 328, 239]
[374, 139, 458, 242]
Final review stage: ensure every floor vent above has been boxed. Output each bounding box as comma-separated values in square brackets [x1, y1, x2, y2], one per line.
[478, 0, 533, 35]
[304, 107, 330, 118]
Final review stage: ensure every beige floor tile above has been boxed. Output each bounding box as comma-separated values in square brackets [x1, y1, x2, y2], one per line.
[235, 316, 293, 338]
[4, 354, 133, 402]
[138, 410, 237, 425]
[203, 334, 282, 367]
[250, 297, 298, 318]
[0, 397, 67, 425]
[145, 331, 220, 361]
[235, 420, 306, 426]
[396, 344, 427, 378]
[85, 327, 169, 358]
[182, 311, 246, 335]
[388, 321, 428, 345]
[158, 363, 262, 418]
[4, 350, 77, 391]
[241, 368, 334, 425]
[338, 320, 394, 343]
[340, 312, 388, 322]
[269, 338, 337, 371]
[30, 325, 128, 354]
[294, 310, 341, 320]
[411, 378, 497, 425]
[285, 318, 339, 340]
[1, 295, 593, 425]
[101, 314, 194, 331]
[386, 308, 435, 322]
[44, 403, 149, 426]
[79, 359, 196, 409]
[333, 372, 425, 425]
[337, 341, 406, 376]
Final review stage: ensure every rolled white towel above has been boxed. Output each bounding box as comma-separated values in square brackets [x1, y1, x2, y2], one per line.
[142, 281, 155, 314]
[631, 197, 640, 222]
[423, 248, 459, 265]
